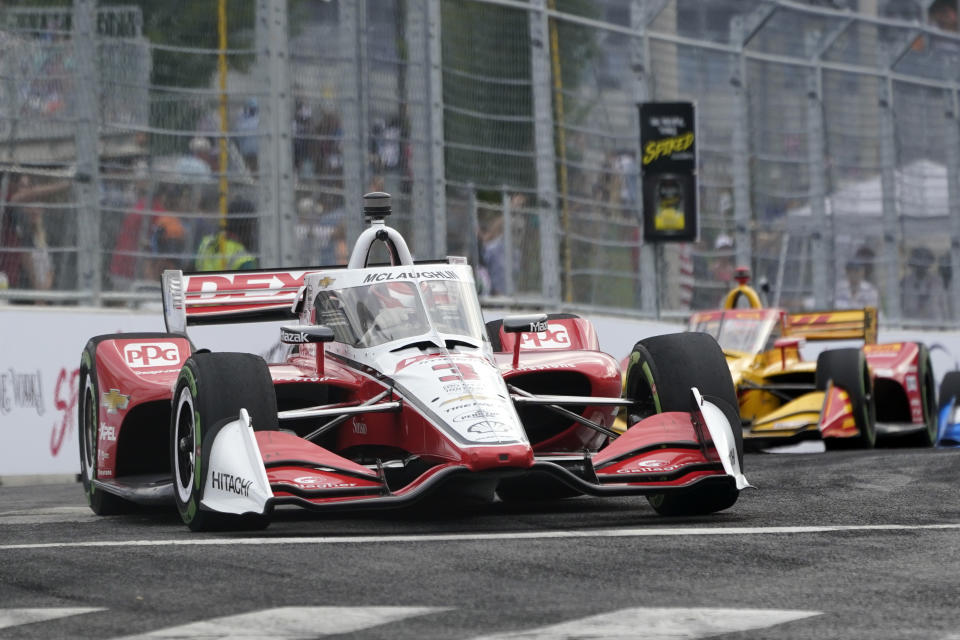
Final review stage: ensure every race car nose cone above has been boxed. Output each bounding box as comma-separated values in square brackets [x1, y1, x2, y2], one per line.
[466, 444, 534, 471]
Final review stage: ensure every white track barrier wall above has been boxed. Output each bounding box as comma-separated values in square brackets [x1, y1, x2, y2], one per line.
[2, 306, 958, 477]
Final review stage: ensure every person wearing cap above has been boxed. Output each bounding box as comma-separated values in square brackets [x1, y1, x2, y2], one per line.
[901, 245, 948, 321]
[195, 199, 258, 271]
[710, 234, 735, 286]
[834, 256, 879, 310]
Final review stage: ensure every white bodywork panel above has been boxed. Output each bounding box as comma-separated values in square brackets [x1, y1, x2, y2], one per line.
[201, 409, 273, 516]
[693, 388, 753, 491]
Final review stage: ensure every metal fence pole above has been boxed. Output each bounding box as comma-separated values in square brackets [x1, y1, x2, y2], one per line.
[631, 0, 657, 315]
[73, 0, 102, 304]
[879, 77, 901, 322]
[730, 17, 753, 278]
[946, 89, 960, 321]
[529, 0, 560, 304]
[502, 188, 515, 296]
[340, 0, 365, 242]
[426, 0, 447, 258]
[270, 0, 294, 266]
[73, 0, 101, 303]
[806, 62, 830, 309]
[256, 0, 293, 267]
[406, 0, 433, 259]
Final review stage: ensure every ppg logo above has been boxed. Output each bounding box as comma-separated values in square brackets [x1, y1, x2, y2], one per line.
[124, 342, 180, 368]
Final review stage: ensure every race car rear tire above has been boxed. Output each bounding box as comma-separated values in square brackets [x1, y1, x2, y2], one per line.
[816, 348, 876, 450]
[902, 344, 937, 447]
[78, 342, 134, 515]
[171, 352, 277, 532]
[623, 332, 742, 516]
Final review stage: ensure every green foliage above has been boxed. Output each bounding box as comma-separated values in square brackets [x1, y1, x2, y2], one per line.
[440, 0, 599, 194]
[125, 0, 255, 88]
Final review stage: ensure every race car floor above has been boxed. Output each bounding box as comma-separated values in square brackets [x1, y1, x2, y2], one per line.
[0, 447, 958, 639]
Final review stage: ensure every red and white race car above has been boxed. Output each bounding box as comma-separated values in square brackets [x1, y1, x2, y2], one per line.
[79, 192, 749, 531]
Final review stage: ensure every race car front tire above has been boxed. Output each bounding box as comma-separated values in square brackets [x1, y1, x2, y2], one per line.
[78, 341, 134, 515]
[903, 344, 938, 447]
[623, 332, 743, 516]
[171, 352, 277, 532]
[816, 348, 876, 450]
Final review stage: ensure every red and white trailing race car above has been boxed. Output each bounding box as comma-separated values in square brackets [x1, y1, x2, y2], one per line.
[79, 192, 749, 530]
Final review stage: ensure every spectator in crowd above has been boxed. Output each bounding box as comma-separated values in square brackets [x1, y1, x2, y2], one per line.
[195, 198, 258, 271]
[0, 174, 70, 300]
[901, 245, 949, 321]
[293, 95, 314, 176]
[939, 252, 954, 319]
[236, 98, 260, 173]
[711, 233, 736, 287]
[108, 161, 153, 289]
[835, 245, 880, 310]
[930, 0, 958, 31]
[478, 206, 507, 296]
[148, 188, 187, 279]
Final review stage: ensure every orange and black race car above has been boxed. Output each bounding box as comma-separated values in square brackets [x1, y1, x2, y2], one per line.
[687, 272, 938, 450]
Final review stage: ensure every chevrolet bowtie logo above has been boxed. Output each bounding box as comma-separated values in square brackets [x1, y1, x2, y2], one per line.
[317, 276, 335, 288]
[101, 389, 129, 414]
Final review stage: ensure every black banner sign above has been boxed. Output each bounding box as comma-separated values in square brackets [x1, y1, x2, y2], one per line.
[639, 102, 698, 242]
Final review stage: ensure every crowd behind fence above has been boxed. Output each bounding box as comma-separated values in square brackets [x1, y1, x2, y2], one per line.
[1, 0, 960, 329]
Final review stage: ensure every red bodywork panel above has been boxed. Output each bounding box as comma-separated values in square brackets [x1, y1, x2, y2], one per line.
[863, 342, 925, 424]
[494, 316, 600, 352]
[93, 336, 193, 480]
[594, 412, 723, 487]
[818, 385, 858, 439]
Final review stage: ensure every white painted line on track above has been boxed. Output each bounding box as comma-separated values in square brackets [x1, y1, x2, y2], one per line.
[0, 506, 100, 526]
[0, 608, 105, 630]
[468, 607, 821, 640]
[111, 606, 450, 640]
[2, 522, 960, 550]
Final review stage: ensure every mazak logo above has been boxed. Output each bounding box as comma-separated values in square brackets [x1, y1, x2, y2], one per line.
[281, 329, 309, 344]
[520, 324, 571, 349]
[124, 343, 180, 369]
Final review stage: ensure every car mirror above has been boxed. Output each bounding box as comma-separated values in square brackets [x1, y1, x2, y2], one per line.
[280, 325, 335, 345]
[773, 336, 804, 369]
[502, 313, 549, 334]
[501, 313, 549, 369]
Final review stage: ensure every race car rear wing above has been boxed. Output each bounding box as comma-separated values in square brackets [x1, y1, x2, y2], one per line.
[784, 307, 878, 344]
[162, 268, 324, 333]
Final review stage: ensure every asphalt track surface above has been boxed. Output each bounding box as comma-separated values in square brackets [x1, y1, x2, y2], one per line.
[1, 447, 959, 640]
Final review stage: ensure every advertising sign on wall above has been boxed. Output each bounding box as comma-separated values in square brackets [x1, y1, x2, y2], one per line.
[639, 101, 698, 242]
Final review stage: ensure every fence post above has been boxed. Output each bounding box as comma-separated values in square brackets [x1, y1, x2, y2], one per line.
[946, 89, 960, 323]
[73, 0, 101, 303]
[426, 0, 446, 258]
[805, 61, 830, 309]
[730, 17, 754, 284]
[405, 0, 444, 259]
[529, 0, 560, 304]
[340, 0, 366, 243]
[878, 77, 901, 323]
[502, 188, 515, 296]
[256, 0, 293, 267]
[631, 0, 657, 315]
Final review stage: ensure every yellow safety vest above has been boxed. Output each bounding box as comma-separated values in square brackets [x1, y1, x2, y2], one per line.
[195, 234, 257, 271]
